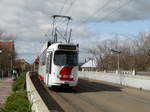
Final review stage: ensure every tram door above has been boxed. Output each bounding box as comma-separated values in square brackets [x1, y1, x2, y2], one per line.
[46, 52, 52, 85]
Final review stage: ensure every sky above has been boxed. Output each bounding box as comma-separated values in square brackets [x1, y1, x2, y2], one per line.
[0, 0, 150, 63]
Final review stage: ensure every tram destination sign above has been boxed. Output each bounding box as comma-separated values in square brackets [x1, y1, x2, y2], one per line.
[58, 45, 76, 50]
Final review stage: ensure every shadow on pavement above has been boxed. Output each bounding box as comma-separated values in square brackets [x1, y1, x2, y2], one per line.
[50, 79, 122, 93]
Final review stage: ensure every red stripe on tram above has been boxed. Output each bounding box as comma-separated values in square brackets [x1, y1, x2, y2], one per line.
[59, 66, 74, 81]
[38, 74, 44, 81]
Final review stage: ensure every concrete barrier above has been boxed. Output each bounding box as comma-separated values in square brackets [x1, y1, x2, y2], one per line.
[78, 71, 150, 91]
[26, 72, 49, 112]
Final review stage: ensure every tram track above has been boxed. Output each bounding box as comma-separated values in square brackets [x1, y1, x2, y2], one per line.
[42, 80, 102, 112]
[43, 83, 84, 112]
[30, 73, 64, 112]
[30, 72, 150, 112]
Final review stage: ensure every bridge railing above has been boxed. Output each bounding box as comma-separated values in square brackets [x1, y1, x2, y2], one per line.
[26, 72, 49, 112]
[78, 71, 150, 91]
[82, 70, 136, 75]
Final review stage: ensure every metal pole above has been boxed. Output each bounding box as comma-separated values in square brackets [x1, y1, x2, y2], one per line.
[2, 70, 3, 79]
[110, 49, 122, 85]
[118, 53, 122, 85]
[0, 56, 2, 78]
[11, 55, 13, 70]
[0, 50, 2, 79]
[118, 53, 120, 73]
[52, 18, 55, 42]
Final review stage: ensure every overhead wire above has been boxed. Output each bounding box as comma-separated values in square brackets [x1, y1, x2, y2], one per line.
[45, 0, 69, 41]
[73, 0, 134, 56]
[58, 0, 68, 15]
[59, 0, 115, 29]
[84, 0, 134, 30]
[46, 0, 77, 36]
[64, 0, 77, 15]
[80, 0, 112, 22]
[81, 0, 133, 59]
[43, 0, 134, 60]
[45, 0, 134, 42]
[56, 0, 133, 42]
[71, 0, 134, 37]
[56, 0, 77, 27]
[68, 0, 113, 40]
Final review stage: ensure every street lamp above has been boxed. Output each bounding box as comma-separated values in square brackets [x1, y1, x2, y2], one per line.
[0, 50, 1, 67]
[8, 54, 13, 70]
[110, 49, 121, 73]
[0, 50, 2, 67]
[0, 50, 3, 79]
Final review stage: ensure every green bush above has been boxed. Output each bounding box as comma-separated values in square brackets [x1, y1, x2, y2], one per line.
[0, 91, 31, 112]
[0, 72, 32, 112]
[12, 72, 26, 92]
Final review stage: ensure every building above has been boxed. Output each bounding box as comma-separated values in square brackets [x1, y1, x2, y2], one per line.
[33, 56, 39, 72]
[0, 40, 15, 77]
[0, 40, 15, 52]
[81, 57, 98, 71]
[15, 59, 30, 72]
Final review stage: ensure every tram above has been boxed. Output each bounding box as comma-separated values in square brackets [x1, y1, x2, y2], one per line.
[38, 42, 79, 87]
[38, 15, 79, 87]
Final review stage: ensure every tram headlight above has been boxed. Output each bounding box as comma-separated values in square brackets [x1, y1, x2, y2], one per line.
[70, 75, 76, 80]
[70, 75, 74, 78]
[57, 74, 76, 80]
[57, 75, 61, 78]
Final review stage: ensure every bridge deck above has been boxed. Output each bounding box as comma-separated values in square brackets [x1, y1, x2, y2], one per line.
[31, 73, 150, 112]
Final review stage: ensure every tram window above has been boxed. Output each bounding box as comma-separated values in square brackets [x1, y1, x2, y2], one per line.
[54, 51, 78, 66]
[46, 52, 52, 73]
[41, 52, 46, 65]
[40, 56, 42, 65]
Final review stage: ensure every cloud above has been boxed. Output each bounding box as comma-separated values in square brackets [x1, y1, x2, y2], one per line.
[65, 0, 150, 22]
[15, 40, 43, 62]
[0, 0, 150, 62]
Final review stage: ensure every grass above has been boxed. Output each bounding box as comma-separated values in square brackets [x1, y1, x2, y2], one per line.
[0, 91, 31, 112]
[0, 72, 32, 112]
[12, 72, 26, 92]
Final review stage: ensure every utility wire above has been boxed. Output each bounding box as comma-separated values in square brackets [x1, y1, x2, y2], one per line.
[80, 0, 112, 22]
[64, 0, 77, 15]
[56, 0, 77, 27]
[44, 0, 73, 42]
[48, 2, 65, 28]
[58, 0, 68, 15]
[59, 0, 114, 28]
[45, 0, 69, 41]
[79, 0, 134, 31]
[46, 0, 133, 42]
[62, 0, 134, 45]
[98, 0, 133, 22]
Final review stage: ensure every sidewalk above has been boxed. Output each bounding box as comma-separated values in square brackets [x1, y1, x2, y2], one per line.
[0, 77, 13, 107]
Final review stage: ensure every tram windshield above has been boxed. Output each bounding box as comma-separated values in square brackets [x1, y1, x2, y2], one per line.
[54, 50, 78, 66]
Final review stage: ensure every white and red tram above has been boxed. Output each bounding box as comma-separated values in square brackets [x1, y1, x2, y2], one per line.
[38, 42, 79, 87]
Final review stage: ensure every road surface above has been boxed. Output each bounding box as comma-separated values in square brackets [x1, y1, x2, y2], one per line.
[32, 75, 150, 112]
[0, 77, 13, 107]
